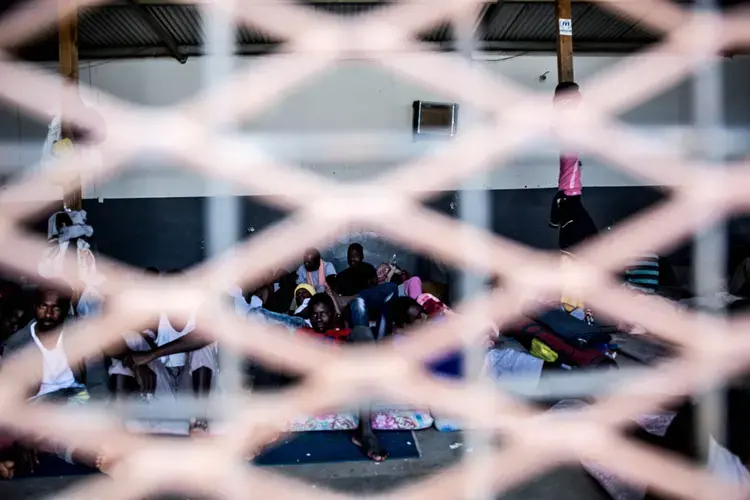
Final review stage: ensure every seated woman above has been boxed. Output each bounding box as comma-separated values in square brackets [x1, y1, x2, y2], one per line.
[376, 262, 423, 300]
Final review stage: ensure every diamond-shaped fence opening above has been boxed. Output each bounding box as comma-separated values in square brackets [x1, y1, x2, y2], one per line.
[0, 0, 748, 498]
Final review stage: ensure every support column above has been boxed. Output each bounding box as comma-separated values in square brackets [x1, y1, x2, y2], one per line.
[555, 0, 574, 84]
[59, 1, 82, 211]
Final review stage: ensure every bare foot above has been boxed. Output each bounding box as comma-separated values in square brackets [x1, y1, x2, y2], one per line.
[0, 460, 15, 479]
[189, 419, 210, 438]
[245, 427, 284, 460]
[351, 433, 388, 462]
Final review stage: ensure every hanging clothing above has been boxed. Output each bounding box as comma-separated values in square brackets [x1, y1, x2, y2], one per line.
[622, 253, 660, 294]
[39, 210, 102, 288]
[558, 154, 582, 197]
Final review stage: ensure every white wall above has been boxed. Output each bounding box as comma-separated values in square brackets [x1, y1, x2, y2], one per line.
[0, 54, 748, 199]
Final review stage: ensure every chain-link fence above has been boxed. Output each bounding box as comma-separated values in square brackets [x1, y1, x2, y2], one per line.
[0, 0, 749, 498]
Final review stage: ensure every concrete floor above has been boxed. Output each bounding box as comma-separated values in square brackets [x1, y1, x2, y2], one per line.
[0, 428, 609, 499]
[0, 349, 655, 499]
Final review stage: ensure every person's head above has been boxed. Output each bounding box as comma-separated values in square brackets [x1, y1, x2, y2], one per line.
[33, 282, 72, 332]
[0, 295, 29, 341]
[0, 279, 22, 303]
[303, 248, 322, 273]
[390, 297, 428, 329]
[347, 243, 364, 267]
[294, 284, 315, 305]
[553, 81, 581, 108]
[307, 293, 336, 333]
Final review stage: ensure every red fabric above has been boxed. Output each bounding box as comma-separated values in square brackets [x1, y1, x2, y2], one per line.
[300, 328, 351, 343]
[534, 332, 609, 367]
[0, 436, 14, 451]
[512, 318, 610, 368]
[417, 293, 451, 317]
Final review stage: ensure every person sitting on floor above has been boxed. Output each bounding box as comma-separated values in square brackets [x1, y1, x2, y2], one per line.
[123, 316, 218, 434]
[263, 269, 298, 314]
[376, 262, 423, 300]
[297, 248, 336, 293]
[290, 283, 316, 318]
[2, 281, 89, 402]
[325, 244, 398, 339]
[107, 270, 217, 434]
[298, 294, 387, 461]
[0, 289, 30, 352]
[335, 243, 378, 297]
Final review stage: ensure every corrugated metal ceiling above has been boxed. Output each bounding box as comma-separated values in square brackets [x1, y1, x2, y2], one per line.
[15, 1, 662, 61]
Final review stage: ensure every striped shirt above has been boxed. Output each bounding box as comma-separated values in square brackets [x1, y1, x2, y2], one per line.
[623, 253, 660, 294]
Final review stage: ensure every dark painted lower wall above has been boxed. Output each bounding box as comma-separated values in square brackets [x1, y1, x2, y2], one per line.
[50, 186, 750, 292]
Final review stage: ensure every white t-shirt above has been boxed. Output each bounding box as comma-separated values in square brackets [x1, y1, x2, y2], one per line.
[30, 322, 78, 397]
[156, 314, 196, 368]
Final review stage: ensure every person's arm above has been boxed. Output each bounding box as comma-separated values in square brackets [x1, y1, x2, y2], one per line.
[324, 284, 343, 317]
[102, 330, 158, 359]
[296, 265, 306, 285]
[102, 337, 135, 360]
[325, 261, 337, 277]
[131, 332, 210, 366]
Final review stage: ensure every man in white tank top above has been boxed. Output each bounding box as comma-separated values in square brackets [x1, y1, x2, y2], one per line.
[3, 282, 87, 402]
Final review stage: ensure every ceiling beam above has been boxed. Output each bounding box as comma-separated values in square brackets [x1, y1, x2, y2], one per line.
[127, 0, 187, 63]
[71, 39, 654, 60]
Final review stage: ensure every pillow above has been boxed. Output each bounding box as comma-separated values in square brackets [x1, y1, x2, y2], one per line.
[288, 407, 433, 432]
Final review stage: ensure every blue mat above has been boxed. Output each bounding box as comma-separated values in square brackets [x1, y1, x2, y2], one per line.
[7, 454, 97, 478]
[254, 430, 419, 466]
[3, 431, 420, 478]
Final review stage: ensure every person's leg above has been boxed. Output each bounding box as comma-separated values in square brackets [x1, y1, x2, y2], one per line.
[250, 307, 308, 329]
[357, 283, 397, 337]
[109, 374, 139, 399]
[185, 343, 219, 434]
[347, 326, 387, 462]
[348, 297, 369, 328]
[188, 343, 218, 397]
[549, 190, 566, 228]
[358, 283, 398, 310]
[108, 359, 139, 399]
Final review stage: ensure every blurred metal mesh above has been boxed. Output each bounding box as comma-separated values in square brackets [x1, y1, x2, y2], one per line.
[0, 0, 748, 498]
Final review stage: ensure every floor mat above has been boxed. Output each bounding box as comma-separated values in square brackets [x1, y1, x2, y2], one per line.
[3, 431, 420, 478]
[254, 430, 420, 466]
[8, 454, 97, 478]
